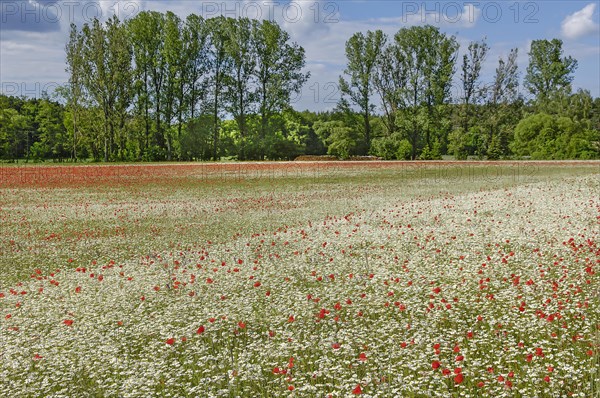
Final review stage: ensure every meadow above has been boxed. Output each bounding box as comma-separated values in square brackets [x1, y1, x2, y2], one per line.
[0, 161, 598, 397]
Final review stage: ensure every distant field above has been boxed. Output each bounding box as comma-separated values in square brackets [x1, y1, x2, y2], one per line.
[0, 161, 598, 396]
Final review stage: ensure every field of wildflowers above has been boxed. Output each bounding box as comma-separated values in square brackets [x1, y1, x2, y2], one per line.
[0, 162, 598, 397]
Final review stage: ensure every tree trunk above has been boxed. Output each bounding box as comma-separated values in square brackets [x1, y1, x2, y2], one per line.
[260, 79, 268, 161]
[364, 108, 371, 155]
[104, 136, 108, 162]
[144, 79, 150, 153]
[212, 82, 219, 161]
[72, 110, 77, 161]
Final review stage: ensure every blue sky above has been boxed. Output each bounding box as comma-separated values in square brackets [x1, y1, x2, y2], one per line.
[1, 1, 599, 112]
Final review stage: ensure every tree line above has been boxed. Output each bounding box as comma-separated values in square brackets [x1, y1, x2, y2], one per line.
[0, 14, 598, 162]
[335, 29, 598, 160]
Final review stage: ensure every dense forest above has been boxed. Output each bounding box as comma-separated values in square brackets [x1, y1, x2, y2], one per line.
[0, 12, 599, 162]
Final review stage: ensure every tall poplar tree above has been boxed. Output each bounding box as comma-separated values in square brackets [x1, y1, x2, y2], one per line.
[339, 30, 386, 154]
[253, 20, 309, 159]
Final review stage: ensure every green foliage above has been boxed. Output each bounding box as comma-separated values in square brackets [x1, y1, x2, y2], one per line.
[486, 134, 503, 160]
[0, 107, 31, 160]
[448, 126, 492, 160]
[50, 13, 308, 162]
[447, 128, 468, 160]
[370, 134, 412, 160]
[253, 19, 309, 159]
[83, 16, 133, 161]
[396, 139, 413, 160]
[419, 139, 442, 160]
[1, 14, 597, 162]
[391, 25, 458, 159]
[460, 38, 488, 134]
[35, 98, 69, 160]
[525, 39, 577, 104]
[512, 113, 599, 159]
[313, 120, 361, 160]
[339, 30, 386, 153]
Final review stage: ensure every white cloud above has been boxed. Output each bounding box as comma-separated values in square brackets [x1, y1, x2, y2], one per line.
[375, 4, 480, 29]
[561, 3, 599, 39]
[98, 0, 144, 21]
[277, 0, 333, 39]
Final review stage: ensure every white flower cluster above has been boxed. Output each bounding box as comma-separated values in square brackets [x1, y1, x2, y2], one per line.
[0, 169, 598, 396]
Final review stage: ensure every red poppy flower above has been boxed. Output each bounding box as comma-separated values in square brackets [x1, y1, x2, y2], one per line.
[63, 319, 73, 326]
[352, 384, 362, 395]
[535, 347, 544, 357]
[454, 373, 464, 384]
[197, 326, 205, 334]
[432, 360, 441, 369]
[358, 353, 367, 362]
[165, 338, 175, 345]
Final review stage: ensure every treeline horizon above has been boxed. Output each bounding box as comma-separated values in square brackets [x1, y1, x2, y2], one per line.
[0, 12, 598, 162]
